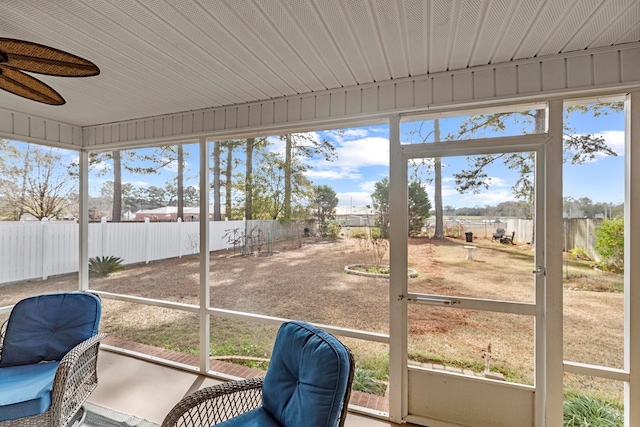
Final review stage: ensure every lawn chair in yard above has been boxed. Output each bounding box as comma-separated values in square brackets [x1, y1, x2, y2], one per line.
[0, 292, 106, 426]
[500, 231, 516, 245]
[492, 228, 505, 242]
[162, 320, 355, 427]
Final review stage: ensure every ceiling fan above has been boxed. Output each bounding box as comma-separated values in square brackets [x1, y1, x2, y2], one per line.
[0, 38, 99, 105]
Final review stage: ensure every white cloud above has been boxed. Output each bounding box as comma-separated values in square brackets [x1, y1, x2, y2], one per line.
[125, 181, 149, 187]
[485, 176, 508, 187]
[302, 136, 389, 182]
[359, 180, 379, 193]
[336, 191, 373, 207]
[305, 169, 361, 180]
[324, 128, 372, 144]
[600, 130, 625, 155]
[332, 137, 389, 168]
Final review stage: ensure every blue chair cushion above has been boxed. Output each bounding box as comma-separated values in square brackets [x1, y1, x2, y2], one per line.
[0, 292, 101, 367]
[0, 361, 60, 421]
[262, 321, 351, 427]
[215, 408, 281, 427]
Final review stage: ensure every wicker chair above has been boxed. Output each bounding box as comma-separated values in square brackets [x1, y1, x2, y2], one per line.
[0, 293, 106, 427]
[162, 321, 355, 427]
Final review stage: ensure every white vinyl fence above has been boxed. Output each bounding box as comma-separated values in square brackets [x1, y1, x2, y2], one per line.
[463, 218, 602, 261]
[0, 219, 296, 285]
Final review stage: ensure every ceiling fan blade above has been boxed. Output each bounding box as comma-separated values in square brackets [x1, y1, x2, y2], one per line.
[0, 38, 99, 77]
[0, 65, 65, 105]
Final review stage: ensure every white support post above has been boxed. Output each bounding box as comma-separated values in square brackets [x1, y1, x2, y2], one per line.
[624, 91, 640, 426]
[388, 114, 408, 423]
[545, 100, 564, 426]
[535, 142, 546, 427]
[79, 150, 89, 291]
[41, 218, 49, 280]
[144, 217, 150, 264]
[178, 217, 183, 258]
[199, 137, 211, 373]
[101, 216, 107, 257]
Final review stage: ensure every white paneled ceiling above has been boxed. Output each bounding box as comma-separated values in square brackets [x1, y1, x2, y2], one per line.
[0, 0, 638, 127]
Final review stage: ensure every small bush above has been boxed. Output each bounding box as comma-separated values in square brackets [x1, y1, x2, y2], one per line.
[322, 219, 340, 239]
[349, 227, 385, 239]
[563, 393, 623, 427]
[568, 247, 591, 261]
[352, 366, 387, 396]
[349, 227, 368, 239]
[594, 217, 624, 273]
[89, 256, 124, 277]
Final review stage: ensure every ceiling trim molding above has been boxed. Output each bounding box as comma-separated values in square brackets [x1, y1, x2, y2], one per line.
[81, 41, 640, 149]
[0, 107, 83, 149]
[3, 42, 639, 151]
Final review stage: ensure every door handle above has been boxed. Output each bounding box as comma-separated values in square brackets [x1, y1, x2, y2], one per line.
[532, 266, 545, 275]
[402, 295, 461, 306]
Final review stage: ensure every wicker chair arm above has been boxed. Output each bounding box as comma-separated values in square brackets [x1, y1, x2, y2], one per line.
[49, 332, 106, 426]
[162, 377, 264, 427]
[0, 318, 7, 356]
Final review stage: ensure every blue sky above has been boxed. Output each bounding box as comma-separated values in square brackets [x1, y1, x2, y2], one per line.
[77, 104, 625, 210]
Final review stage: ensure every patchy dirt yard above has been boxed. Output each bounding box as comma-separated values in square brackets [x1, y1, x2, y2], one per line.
[0, 235, 624, 401]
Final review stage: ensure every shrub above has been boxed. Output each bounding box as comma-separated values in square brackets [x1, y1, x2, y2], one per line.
[89, 255, 124, 277]
[594, 217, 624, 273]
[563, 393, 623, 426]
[322, 219, 340, 239]
[352, 367, 387, 396]
[568, 247, 591, 261]
[349, 227, 368, 239]
[349, 227, 384, 239]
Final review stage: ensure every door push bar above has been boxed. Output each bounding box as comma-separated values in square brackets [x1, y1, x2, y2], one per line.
[399, 295, 461, 306]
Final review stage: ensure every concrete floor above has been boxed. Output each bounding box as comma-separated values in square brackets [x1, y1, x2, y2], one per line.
[89, 349, 408, 426]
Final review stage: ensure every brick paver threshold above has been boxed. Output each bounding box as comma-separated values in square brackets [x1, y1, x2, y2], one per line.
[102, 336, 389, 414]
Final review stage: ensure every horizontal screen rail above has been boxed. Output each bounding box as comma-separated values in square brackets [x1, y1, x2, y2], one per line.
[401, 293, 536, 316]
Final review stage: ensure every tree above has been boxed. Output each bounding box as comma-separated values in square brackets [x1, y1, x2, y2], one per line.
[371, 177, 390, 237]
[0, 140, 21, 219]
[87, 147, 178, 222]
[433, 120, 444, 237]
[594, 217, 624, 272]
[279, 133, 336, 221]
[183, 185, 199, 207]
[242, 136, 269, 221]
[371, 177, 432, 238]
[251, 151, 286, 220]
[409, 119, 444, 238]
[245, 137, 254, 220]
[221, 140, 242, 219]
[250, 148, 314, 220]
[311, 185, 338, 235]
[142, 186, 168, 209]
[212, 141, 222, 220]
[452, 105, 620, 203]
[112, 151, 122, 222]
[408, 182, 431, 236]
[177, 144, 184, 221]
[0, 142, 76, 220]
